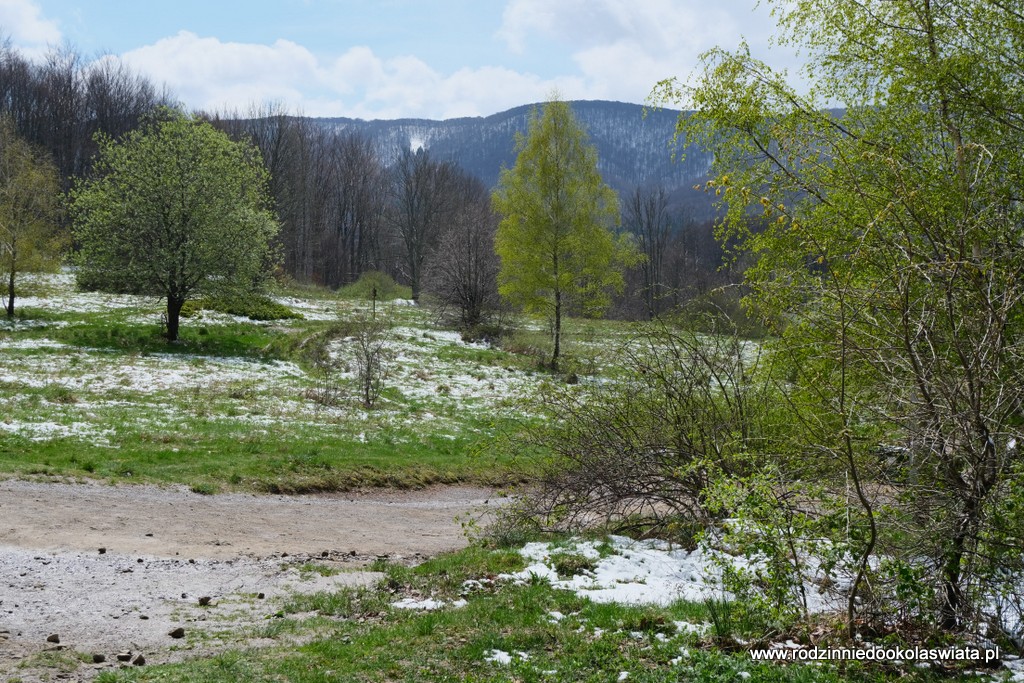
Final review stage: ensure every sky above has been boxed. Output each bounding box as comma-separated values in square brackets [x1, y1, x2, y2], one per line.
[0, 0, 797, 120]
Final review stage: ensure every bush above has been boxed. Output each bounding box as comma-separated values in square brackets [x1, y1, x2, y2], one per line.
[671, 287, 768, 339]
[460, 321, 509, 345]
[495, 320, 773, 535]
[180, 295, 302, 321]
[337, 271, 411, 302]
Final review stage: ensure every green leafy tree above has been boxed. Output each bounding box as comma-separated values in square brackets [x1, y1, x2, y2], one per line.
[0, 116, 63, 317]
[71, 109, 278, 341]
[492, 97, 638, 370]
[653, 0, 1024, 633]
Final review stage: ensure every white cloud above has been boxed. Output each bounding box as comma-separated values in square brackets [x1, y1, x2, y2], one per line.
[0, 0, 62, 58]
[116, 31, 581, 120]
[496, 0, 798, 106]
[118, 31, 321, 115]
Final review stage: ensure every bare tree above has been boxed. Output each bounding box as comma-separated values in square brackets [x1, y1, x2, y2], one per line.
[388, 147, 461, 301]
[0, 41, 170, 189]
[423, 172, 500, 329]
[625, 185, 671, 318]
[322, 133, 386, 287]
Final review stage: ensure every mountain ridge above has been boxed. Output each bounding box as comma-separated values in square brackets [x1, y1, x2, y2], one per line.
[310, 100, 717, 219]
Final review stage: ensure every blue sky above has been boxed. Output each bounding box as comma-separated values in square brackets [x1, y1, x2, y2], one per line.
[0, 0, 795, 120]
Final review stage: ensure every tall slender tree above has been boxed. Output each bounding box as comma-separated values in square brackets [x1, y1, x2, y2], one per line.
[492, 97, 637, 370]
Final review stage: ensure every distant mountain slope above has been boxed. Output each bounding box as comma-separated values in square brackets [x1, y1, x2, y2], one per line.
[314, 100, 717, 219]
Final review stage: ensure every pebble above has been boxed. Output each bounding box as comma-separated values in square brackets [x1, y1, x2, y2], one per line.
[168, 627, 185, 639]
[46, 633, 59, 643]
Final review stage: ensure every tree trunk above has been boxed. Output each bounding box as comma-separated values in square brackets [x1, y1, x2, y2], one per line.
[166, 296, 185, 342]
[552, 289, 561, 371]
[5, 268, 14, 317]
[940, 539, 965, 630]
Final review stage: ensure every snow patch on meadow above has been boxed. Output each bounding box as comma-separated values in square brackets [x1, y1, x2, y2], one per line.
[500, 535, 841, 611]
[0, 349, 305, 395]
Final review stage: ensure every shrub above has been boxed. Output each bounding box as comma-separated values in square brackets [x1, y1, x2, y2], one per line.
[337, 271, 411, 302]
[495, 320, 773, 535]
[180, 295, 302, 321]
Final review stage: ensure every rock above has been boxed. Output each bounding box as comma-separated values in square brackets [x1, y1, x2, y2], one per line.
[321, 550, 329, 557]
[139, 614, 149, 620]
[116, 652, 132, 662]
[133, 654, 145, 666]
[168, 627, 185, 639]
[46, 633, 59, 643]
[257, 592, 265, 599]
[98, 547, 106, 554]
[92, 653, 106, 663]
[137, 558, 144, 564]
[198, 596, 211, 606]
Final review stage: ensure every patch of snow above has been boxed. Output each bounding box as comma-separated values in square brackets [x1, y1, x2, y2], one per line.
[500, 535, 845, 611]
[391, 597, 467, 611]
[0, 420, 115, 444]
[484, 649, 513, 665]
[675, 621, 710, 635]
[392, 597, 447, 610]
[0, 338, 69, 350]
[272, 296, 338, 321]
[1002, 655, 1024, 682]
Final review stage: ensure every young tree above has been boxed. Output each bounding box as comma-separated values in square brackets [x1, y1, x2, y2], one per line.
[71, 108, 278, 341]
[654, 0, 1024, 633]
[0, 116, 62, 316]
[492, 97, 637, 370]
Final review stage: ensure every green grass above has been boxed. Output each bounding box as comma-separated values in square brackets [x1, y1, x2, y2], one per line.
[49, 319, 292, 359]
[0, 272, 645, 493]
[88, 543, 966, 683]
[0, 274, 535, 491]
[0, 418, 516, 491]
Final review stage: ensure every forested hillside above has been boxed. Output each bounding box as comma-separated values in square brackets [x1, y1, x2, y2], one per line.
[318, 100, 717, 219]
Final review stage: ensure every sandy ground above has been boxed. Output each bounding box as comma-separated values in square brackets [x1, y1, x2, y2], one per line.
[0, 479, 501, 681]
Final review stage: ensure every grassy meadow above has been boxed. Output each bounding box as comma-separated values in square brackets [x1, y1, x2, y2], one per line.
[0, 270, 597, 492]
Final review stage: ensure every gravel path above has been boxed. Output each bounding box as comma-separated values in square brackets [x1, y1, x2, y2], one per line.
[0, 479, 501, 681]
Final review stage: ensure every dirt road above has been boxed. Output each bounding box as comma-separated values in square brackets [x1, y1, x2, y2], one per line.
[0, 479, 501, 681]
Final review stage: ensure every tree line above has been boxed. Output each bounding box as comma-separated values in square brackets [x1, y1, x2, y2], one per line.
[1, 39, 732, 329]
[0, 39, 173, 188]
